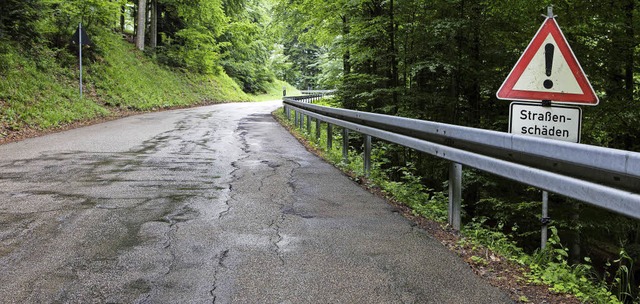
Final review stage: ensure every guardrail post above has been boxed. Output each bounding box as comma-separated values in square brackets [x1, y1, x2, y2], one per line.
[449, 162, 462, 231]
[364, 135, 372, 177]
[294, 110, 299, 127]
[327, 124, 333, 150]
[299, 113, 304, 129]
[285, 106, 290, 120]
[306, 115, 311, 134]
[315, 118, 321, 140]
[342, 128, 349, 163]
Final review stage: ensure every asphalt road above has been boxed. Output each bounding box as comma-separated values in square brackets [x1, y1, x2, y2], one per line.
[0, 100, 512, 303]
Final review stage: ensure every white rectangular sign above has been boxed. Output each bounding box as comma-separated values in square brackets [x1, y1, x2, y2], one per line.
[509, 102, 582, 143]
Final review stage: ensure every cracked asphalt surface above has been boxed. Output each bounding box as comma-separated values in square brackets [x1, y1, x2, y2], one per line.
[0, 100, 512, 303]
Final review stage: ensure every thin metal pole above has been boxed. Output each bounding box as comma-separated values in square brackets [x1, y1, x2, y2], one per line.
[327, 123, 333, 150]
[306, 114, 311, 134]
[342, 128, 349, 163]
[315, 118, 320, 140]
[541, 190, 549, 249]
[79, 23, 83, 99]
[364, 135, 372, 177]
[294, 111, 299, 127]
[449, 162, 462, 231]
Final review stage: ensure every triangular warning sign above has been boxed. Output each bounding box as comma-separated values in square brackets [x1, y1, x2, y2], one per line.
[497, 18, 598, 105]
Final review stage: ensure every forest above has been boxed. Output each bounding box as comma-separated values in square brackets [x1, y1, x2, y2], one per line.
[1, 0, 639, 302]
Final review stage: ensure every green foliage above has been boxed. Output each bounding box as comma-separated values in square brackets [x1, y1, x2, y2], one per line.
[314, 52, 342, 89]
[368, 152, 448, 222]
[268, 44, 295, 83]
[251, 79, 300, 102]
[457, 222, 621, 303]
[606, 250, 637, 303]
[156, 0, 227, 74]
[172, 26, 223, 74]
[470, 255, 489, 266]
[463, 218, 526, 261]
[0, 40, 107, 130]
[171, 0, 227, 35]
[220, 17, 274, 93]
[271, 0, 351, 90]
[153, 0, 278, 92]
[525, 227, 622, 303]
[91, 32, 249, 110]
[281, 41, 322, 90]
[0, 1, 39, 43]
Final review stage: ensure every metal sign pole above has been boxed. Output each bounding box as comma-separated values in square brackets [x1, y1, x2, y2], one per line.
[541, 190, 549, 249]
[79, 23, 83, 99]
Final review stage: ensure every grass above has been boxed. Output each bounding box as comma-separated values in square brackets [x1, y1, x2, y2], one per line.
[0, 42, 108, 130]
[251, 79, 301, 101]
[0, 30, 294, 139]
[88, 32, 251, 110]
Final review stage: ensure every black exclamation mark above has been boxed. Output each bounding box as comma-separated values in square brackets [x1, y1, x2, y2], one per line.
[543, 43, 554, 89]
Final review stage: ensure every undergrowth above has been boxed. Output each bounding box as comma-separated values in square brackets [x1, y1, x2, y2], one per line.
[275, 105, 627, 304]
[0, 41, 108, 130]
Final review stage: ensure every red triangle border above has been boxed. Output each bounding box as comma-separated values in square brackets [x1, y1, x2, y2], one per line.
[497, 18, 598, 105]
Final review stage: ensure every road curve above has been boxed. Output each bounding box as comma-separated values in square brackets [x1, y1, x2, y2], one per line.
[0, 100, 512, 303]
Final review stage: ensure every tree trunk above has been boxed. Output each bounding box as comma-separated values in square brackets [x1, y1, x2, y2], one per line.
[135, 0, 146, 50]
[623, 0, 634, 102]
[388, 0, 398, 109]
[341, 15, 350, 76]
[450, 0, 465, 125]
[120, 5, 125, 33]
[150, 0, 158, 49]
[468, 2, 481, 127]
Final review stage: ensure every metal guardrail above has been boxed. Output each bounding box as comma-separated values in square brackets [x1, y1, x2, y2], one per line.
[290, 91, 335, 103]
[285, 95, 324, 103]
[282, 97, 640, 237]
[300, 90, 335, 96]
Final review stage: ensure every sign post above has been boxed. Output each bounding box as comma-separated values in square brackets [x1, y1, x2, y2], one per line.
[79, 23, 83, 98]
[72, 23, 92, 99]
[497, 7, 598, 250]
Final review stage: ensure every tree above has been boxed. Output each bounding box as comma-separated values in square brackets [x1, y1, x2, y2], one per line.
[150, 0, 158, 48]
[136, 0, 146, 50]
[0, 0, 47, 44]
[153, 0, 227, 73]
